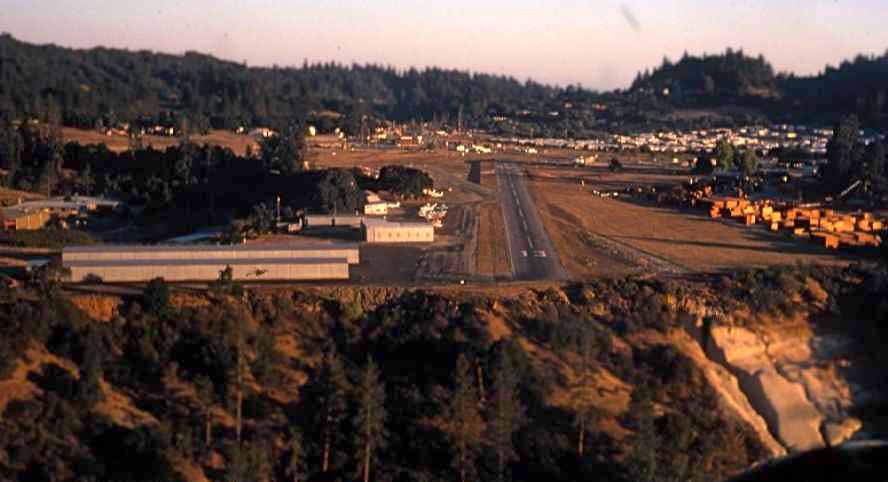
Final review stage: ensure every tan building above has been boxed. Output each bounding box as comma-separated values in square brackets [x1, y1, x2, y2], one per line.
[1, 207, 51, 231]
[362, 218, 434, 243]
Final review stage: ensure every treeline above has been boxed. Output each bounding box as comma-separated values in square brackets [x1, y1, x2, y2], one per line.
[822, 115, 887, 191]
[631, 48, 888, 127]
[781, 53, 888, 126]
[0, 34, 588, 132]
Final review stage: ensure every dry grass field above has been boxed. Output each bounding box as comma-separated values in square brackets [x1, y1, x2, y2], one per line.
[62, 128, 259, 156]
[530, 180, 853, 277]
[475, 160, 510, 278]
[528, 164, 691, 192]
[477, 201, 511, 278]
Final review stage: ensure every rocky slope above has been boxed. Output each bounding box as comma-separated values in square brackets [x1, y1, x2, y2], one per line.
[0, 265, 884, 481]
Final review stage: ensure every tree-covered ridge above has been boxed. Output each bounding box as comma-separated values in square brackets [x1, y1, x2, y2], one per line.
[0, 34, 583, 130]
[631, 49, 778, 100]
[631, 48, 888, 127]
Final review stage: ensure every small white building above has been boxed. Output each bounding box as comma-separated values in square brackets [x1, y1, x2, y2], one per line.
[363, 202, 391, 216]
[362, 218, 434, 243]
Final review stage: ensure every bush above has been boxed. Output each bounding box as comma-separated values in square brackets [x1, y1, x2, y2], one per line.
[143, 277, 172, 318]
[82, 273, 104, 284]
[376, 165, 433, 198]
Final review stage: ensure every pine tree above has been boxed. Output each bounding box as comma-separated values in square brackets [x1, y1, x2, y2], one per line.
[354, 357, 386, 482]
[174, 141, 195, 186]
[234, 316, 245, 443]
[826, 115, 862, 186]
[77, 328, 106, 407]
[306, 348, 351, 473]
[573, 330, 600, 456]
[488, 349, 525, 482]
[863, 139, 886, 179]
[740, 149, 759, 177]
[221, 307, 248, 445]
[2, 120, 21, 186]
[285, 429, 307, 482]
[445, 354, 484, 482]
[77, 162, 95, 195]
[715, 140, 735, 171]
[625, 396, 660, 482]
[195, 375, 215, 450]
[36, 160, 57, 197]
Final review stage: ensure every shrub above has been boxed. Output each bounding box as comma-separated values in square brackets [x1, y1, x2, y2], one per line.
[82, 273, 104, 284]
[143, 277, 172, 318]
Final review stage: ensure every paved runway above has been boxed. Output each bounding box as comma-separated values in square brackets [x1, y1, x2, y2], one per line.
[495, 161, 568, 281]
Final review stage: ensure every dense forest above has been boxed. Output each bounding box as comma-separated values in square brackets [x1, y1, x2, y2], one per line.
[0, 34, 588, 132]
[631, 49, 888, 128]
[4, 263, 883, 482]
[631, 49, 779, 101]
[4, 34, 888, 137]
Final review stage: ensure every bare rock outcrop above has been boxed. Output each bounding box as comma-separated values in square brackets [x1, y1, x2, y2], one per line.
[744, 368, 823, 451]
[705, 322, 862, 453]
[669, 330, 785, 456]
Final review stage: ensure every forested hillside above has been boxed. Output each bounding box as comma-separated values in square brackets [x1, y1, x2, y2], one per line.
[0, 34, 584, 131]
[781, 53, 888, 125]
[5, 34, 888, 135]
[631, 49, 888, 127]
[631, 49, 779, 101]
[1, 264, 886, 481]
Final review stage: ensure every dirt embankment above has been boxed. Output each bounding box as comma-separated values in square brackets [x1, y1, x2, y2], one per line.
[704, 320, 865, 451]
[655, 280, 875, 456]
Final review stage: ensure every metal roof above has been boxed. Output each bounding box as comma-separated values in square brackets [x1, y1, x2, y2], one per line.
[361, 218, 432, 228]
[64, 257, 349, 268]
[63, 242, 358, 254]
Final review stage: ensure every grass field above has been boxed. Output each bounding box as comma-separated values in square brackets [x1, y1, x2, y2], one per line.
[530, 181, 853, 277]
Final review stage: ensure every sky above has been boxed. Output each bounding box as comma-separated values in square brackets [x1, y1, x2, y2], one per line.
[2, 0, 887, 90]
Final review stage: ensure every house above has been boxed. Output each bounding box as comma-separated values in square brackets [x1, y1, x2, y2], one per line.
[248, 127, 276, 139]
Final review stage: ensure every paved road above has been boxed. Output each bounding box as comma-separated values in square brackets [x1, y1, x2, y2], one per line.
[495, 161, 568, 281]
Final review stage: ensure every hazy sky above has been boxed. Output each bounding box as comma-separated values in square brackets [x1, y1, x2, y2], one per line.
[2, 0, 886, 89]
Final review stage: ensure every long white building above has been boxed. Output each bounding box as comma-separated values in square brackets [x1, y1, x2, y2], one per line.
[63, 243, 359, 282]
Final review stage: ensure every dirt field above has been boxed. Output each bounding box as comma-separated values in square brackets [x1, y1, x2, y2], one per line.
[477, 201, 511, 279]
[475, 161, 510, 279]
[530, 181, 855, 278]
[528, 163, 691, 192]
[62, 128, 259, 156]
[0, 187, 45, 205]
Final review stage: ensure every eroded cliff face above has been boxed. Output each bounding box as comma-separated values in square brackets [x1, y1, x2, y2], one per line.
[704, 321, 866, 452]
[667, 329, 787, 457]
